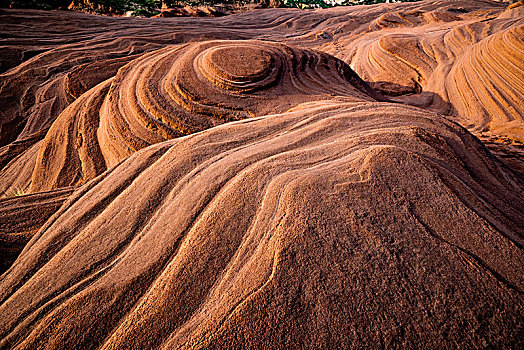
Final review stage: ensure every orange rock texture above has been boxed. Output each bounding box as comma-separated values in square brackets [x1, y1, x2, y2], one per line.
[0, 1, 523, 349]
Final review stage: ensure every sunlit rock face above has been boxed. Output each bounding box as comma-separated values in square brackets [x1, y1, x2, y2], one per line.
[0, 1, 523, 349]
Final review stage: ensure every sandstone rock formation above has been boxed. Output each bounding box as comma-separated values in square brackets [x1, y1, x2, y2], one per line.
[320, 0, 524, 141]
[0, 1, 523, 348]
[29, 39, 381, 192]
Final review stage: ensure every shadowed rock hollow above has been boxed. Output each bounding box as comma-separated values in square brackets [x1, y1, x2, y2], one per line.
[0, 1, 523, 349]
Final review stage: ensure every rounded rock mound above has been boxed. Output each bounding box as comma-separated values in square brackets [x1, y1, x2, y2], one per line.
[198, 45, 280, 92]
[99, 39, 378, 148]
[0, 101, 522, 349]
[29, 39, 382, 192]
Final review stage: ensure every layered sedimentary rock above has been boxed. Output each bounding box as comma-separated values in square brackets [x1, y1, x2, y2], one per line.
[29, 40, 379, 192]
[447, 23, 524, 137]
[2, 0, 523, 196]
[94, 40, 377, 168]
[330, 1, 524, 141]
[0, 1, 523, 349]
[0, 187, 75, 274]
[1, 101, 523, 349]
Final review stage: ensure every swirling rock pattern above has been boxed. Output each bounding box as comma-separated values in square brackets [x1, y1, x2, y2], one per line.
[97, 40, 378, 168]
[0, 1, 523, 349]
[0, 187, 75, 274]
[3, 0, 523, 196]
[28, 40, 379, 192]
[1, 102, 523, 349]
[447, 24, 524, 136]
[328, 1, 524, 142]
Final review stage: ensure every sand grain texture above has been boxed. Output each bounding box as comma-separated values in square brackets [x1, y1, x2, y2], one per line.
[0, 1, 523, 349]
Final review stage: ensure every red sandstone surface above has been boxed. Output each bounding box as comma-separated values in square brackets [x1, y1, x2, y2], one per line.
[0, 1, 523, 348]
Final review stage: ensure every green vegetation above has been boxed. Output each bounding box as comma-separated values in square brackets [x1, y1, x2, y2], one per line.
[76, 0, 161, 16]
[11, 188, 26, 197]
[1, 0, 161, 14]
[284, 0, 422, 10]
[1, 0, 67, 9]
[0, 187, 27, 198]
[1, 0, 421, 15]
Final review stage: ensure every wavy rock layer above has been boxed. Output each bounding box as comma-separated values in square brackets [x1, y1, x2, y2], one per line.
[0, 187, 75, 274]
[1, 102, 523, 349]
[331, 1, 524, 140]
[28, 40, 378, 192]
[447, 24, 524, 136]
[95, 40, 377, 170]
[2, 1, 523, 196]
[0, 1, 523, 349]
